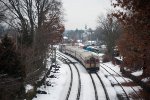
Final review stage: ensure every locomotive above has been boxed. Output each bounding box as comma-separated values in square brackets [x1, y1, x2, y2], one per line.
[60, 45, 100, 72]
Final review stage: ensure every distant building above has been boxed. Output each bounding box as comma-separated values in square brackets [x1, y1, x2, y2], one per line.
[84, 41, 96, 45]
[63, 36, 69, 43]
[77, 40, 82, 43]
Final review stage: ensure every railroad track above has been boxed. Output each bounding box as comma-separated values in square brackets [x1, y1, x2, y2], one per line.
[89, 73, 98, 100]
[58, 52, 98, 100]
[57, 52, 81, 100]
[59, 52, 99, 100]
[58, 51, 110, 100]
[100, 63, 143, 100]
[90, 73, 110, 100]
[95, 73, 110, 100]
[101, 63, 143, 100]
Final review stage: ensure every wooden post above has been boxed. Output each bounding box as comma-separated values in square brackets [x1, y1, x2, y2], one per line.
[54, 47, 56, 66]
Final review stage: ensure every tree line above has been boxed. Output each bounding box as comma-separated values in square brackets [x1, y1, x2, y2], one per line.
[0, 0, 64, 79]
[93, 0, 150, 77]
[0, 0, 64, 99]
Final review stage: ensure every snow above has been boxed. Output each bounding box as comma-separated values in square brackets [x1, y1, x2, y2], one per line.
[79, 72, 95, 100]
[97, 72, 118, 100]
[33, 60, 71, 100]
[91, 74, 107, 99]
[25, 84, 34, 93]
[78, 43, 84, 47]
[33, 51, 143, 100]
[101, 62, 122, 75]
[73, 62, 96, 100]
[115, 56, 123, 61]
[141, 77, 150, 83]
[98, 53, 104, 57]
[63, 36, 68, 39]
[101, 45, 106, 49]
[67, 64, 80, 100]
[131, 70, 143, 76]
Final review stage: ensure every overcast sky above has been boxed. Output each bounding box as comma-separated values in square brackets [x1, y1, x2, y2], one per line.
[62, 0, 112, 30]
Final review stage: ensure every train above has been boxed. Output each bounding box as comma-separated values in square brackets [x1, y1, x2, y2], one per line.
[59, 45, 100, 72]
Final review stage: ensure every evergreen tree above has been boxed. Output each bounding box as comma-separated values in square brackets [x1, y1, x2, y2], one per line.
[0, 35, 25, 78]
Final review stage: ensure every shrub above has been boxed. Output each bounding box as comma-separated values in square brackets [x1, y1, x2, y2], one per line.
[102, 55, 110, 63]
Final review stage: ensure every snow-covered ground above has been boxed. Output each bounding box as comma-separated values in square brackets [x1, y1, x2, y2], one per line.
[101, 62, 142, 97]
[75, 63, 96, 100]
[131, 70, 143, 76]
[33, 60, 71, 100]
[26, 84, 34, 93]
[33, 51, 143, 100]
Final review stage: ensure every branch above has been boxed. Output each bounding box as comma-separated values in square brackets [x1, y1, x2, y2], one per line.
[0, 0, 19, 18]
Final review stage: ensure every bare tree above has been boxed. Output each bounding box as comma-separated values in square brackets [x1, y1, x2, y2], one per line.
[96, 14, 122, 58]
[0, 0, 64, 82]
[0, 0, 64, 99]
[0, 3, 6, 20]
[0, 0, 64, 44]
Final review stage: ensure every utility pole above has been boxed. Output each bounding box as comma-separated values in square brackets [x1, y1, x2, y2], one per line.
[89, 28, 93, 45]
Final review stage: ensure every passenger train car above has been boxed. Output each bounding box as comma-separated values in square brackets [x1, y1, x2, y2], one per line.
[60, 45, 99, 72]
